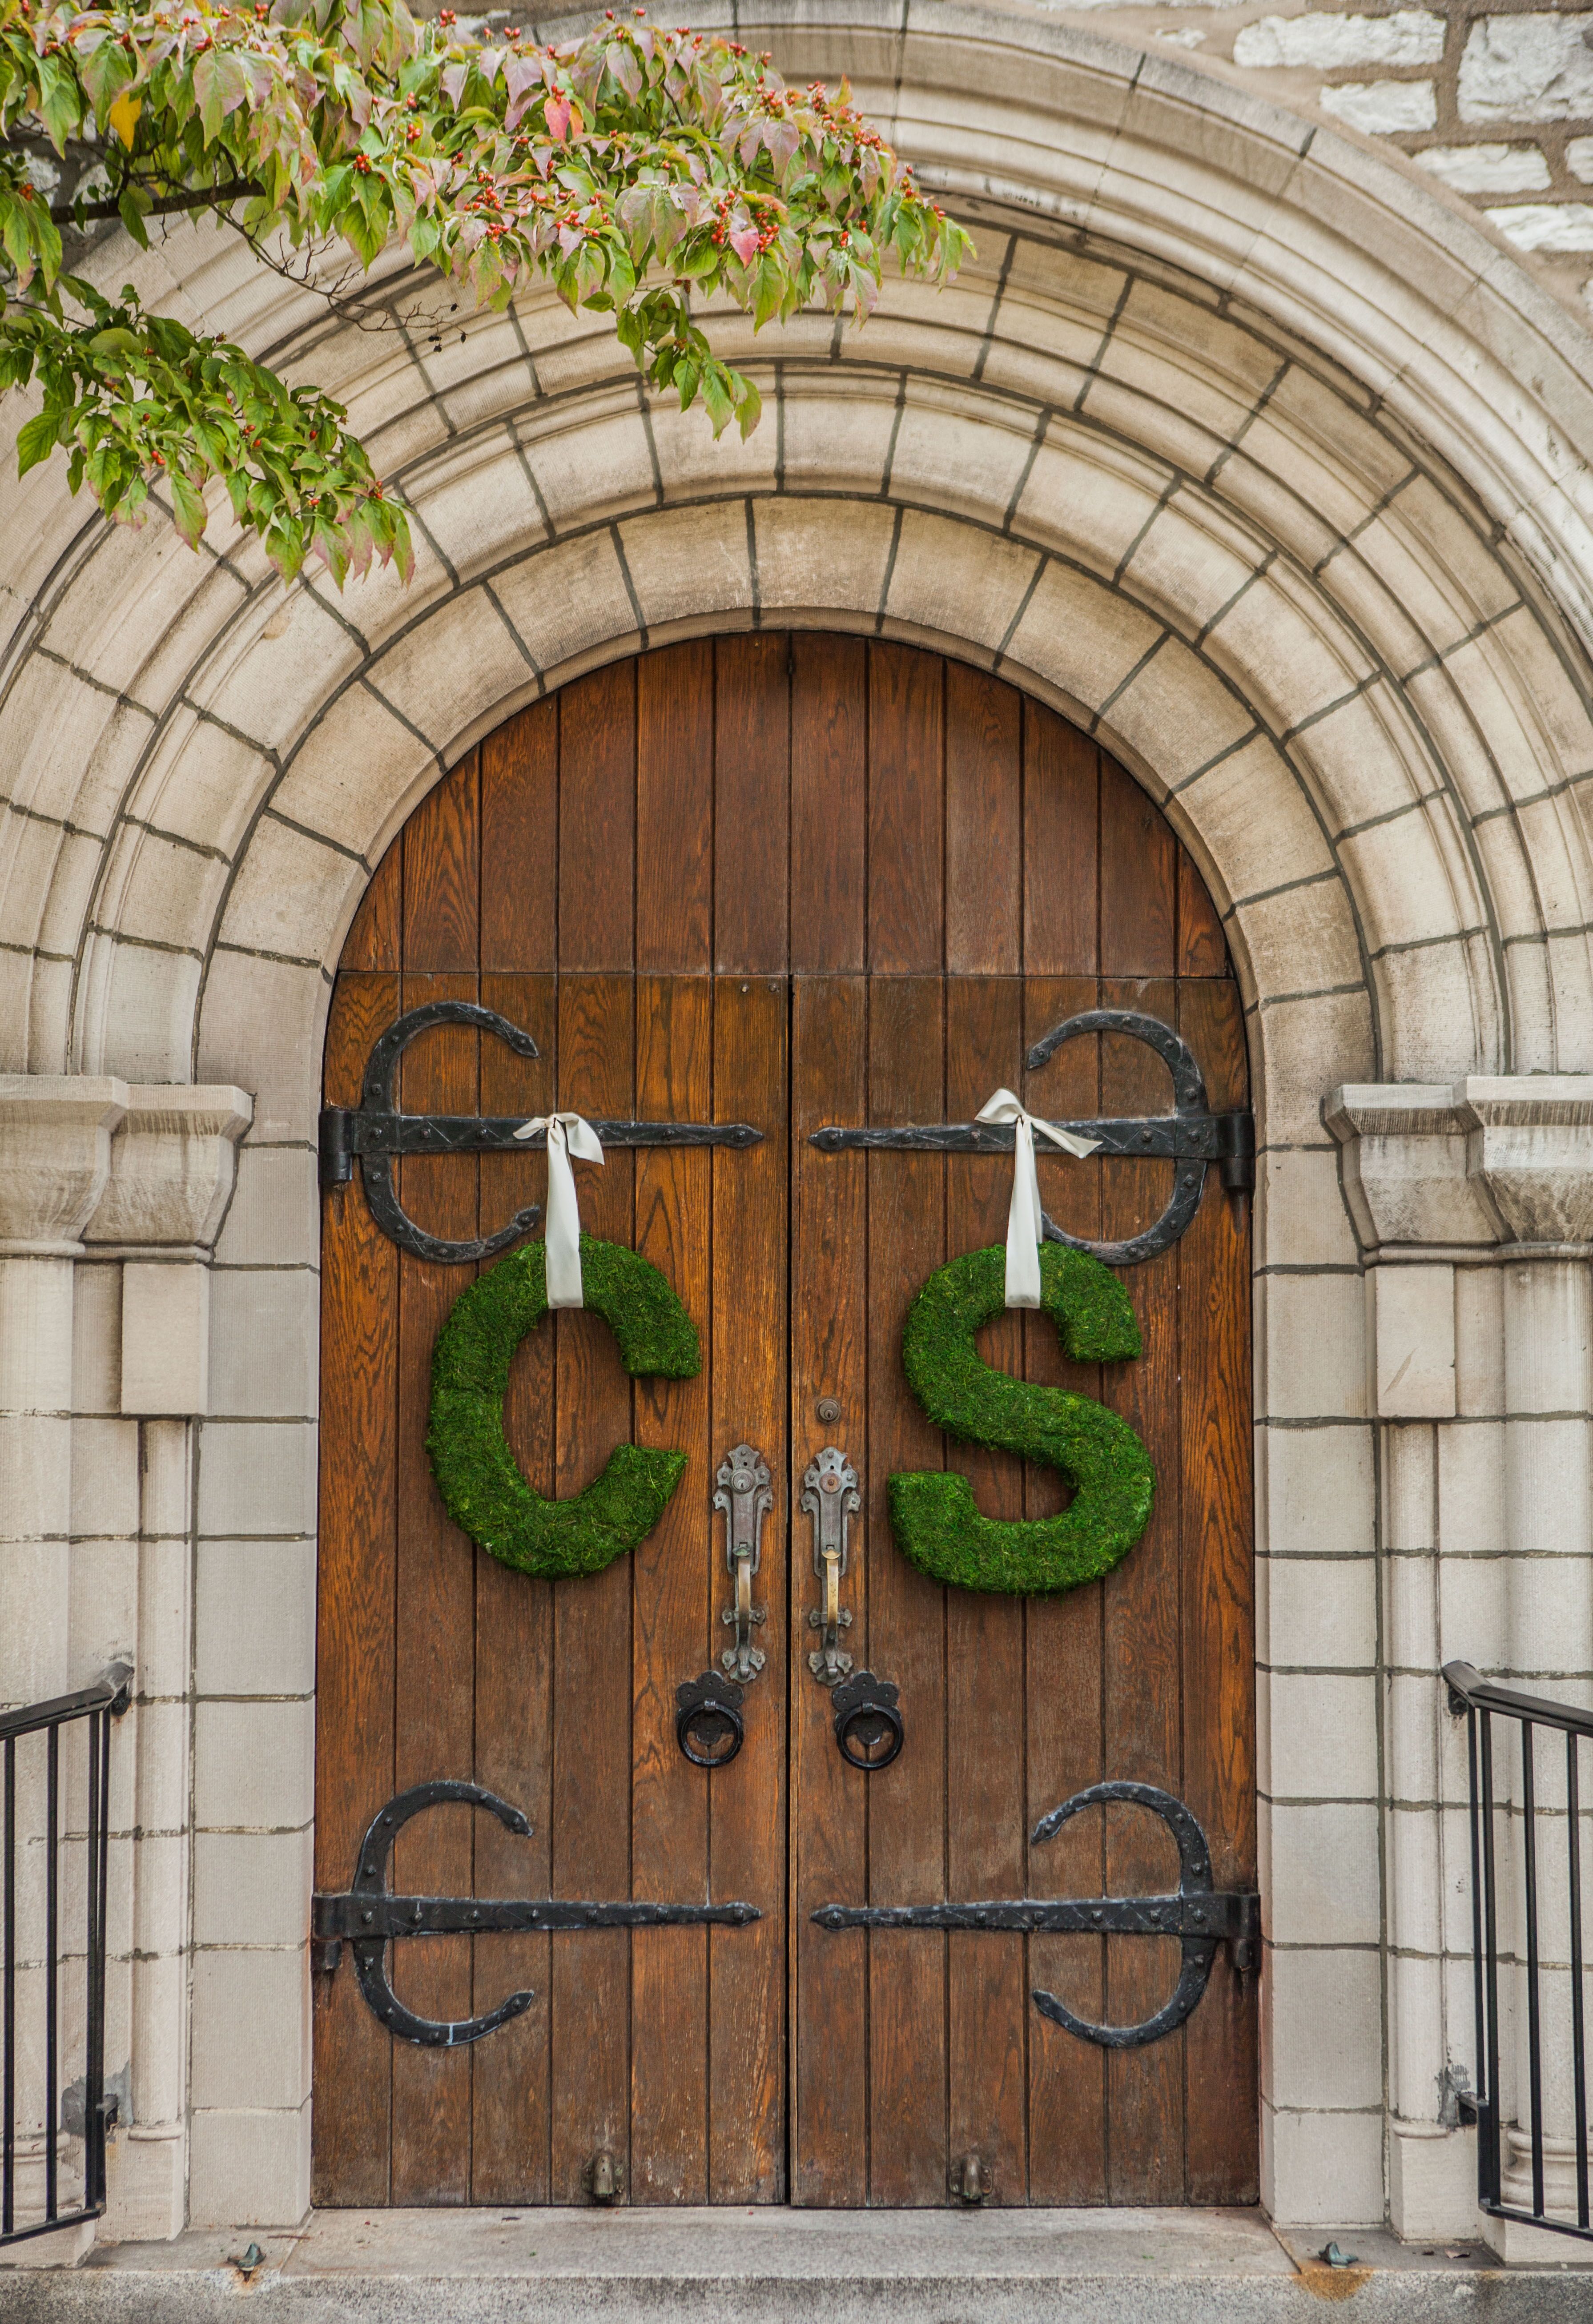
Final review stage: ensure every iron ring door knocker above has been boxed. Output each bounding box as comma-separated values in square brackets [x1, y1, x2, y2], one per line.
[675, 1671, 746, 1769]
[312, 1781, 761, 2047]
[813, 1779, 1258, 2048]
[830, 1670, 905, 1772]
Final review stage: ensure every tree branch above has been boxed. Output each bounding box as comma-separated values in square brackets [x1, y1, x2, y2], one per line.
[49, 177, 262, 225]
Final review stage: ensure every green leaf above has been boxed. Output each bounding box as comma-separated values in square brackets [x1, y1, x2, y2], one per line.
[118, 188, 152, 250]
[16, 409, 63, 475]
[168, 468, 208, 550]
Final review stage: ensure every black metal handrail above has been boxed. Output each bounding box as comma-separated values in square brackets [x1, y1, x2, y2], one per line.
[1444, 1659, 1593, 2244]
[1, 1662, 131, 2249]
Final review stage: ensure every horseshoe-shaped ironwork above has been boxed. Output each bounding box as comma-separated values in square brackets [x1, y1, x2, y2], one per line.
[808, 1008, 1251, 1267]
[311, 1780, 760, 2048]
[1029, 1780, 1249, 2050]
[320, 1000, 763, 1265]
[813, 1779, 1257, 2050]
[1027, 1009, 1246, 1269]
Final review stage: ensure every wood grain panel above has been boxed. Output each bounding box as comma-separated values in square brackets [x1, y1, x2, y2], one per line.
[865, 974, 947, 2203]
[638, 645, 714, 974]
[1178, 974, 1258, 2203]
[791, 635, 866, 975]
[714, 636, 788, 975]
[630, 973, 713, 2200]
[945, 976, 1027, 2202]
[313, 968, 400, 2206]
[1023, 708, 1096, 977]
[482, 703, 557, 972]
[390, 965, 479, 2204]
[471, 969, 556, 2202]
[790, 976, 868, 2203]
[1022, 977, 1107, 2205]
[709, 974, 788, 2198]
[868, 644, 943, 975]
[549, 972, 635, 2199]
[1098, 974, 1184, 2204]
[559, 663, 636, 971]
[945, 667, 1020, 976]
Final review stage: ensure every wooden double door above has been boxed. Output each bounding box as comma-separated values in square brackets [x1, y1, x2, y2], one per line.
[313, 635, 1256, 2209]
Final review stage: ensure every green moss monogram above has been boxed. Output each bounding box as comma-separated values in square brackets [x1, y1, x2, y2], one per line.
[427, 1235, 700, 1580]
[889, 1242, 1155, 1596]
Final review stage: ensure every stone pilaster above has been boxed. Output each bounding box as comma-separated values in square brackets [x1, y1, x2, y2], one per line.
[0, 1077, 253, 2247]
[1326, 1078, 1593, 2252]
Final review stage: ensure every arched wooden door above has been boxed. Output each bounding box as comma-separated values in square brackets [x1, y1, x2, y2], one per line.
[312, 637, 1256, 2209]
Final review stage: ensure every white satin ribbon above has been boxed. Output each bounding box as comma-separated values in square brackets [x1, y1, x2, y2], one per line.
[975, 1088, 1101, 1309]
[512, 1110, 604, 1307]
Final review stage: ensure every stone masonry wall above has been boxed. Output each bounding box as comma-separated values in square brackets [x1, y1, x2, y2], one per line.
[1018, 0, 1593, 318]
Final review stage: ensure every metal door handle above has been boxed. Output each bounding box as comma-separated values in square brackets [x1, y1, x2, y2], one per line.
[716, 1443, 771, 1685]
[803, 1445, 859, 1685]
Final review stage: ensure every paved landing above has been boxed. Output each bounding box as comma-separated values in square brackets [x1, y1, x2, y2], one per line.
[1, 2204, 1587, 2321]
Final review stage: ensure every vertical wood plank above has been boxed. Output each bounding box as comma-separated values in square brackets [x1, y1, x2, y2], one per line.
[638, 645, 715, 974]
[790, 976, 869, 2204]
[1098, 970, 1184, 2204]
[791, 635, 866, 975]
[630, 974, 713, 2202]
[1022, 976, 1107, 2204]
[390, 1002, 481, 2199]
[866, 973, 948, 2203]
[559, 663, 636, 972]
[390, 756, 482, 2205]
[1175, 846, 1228, 980]
[403, 757, 479, 972]
[1099, 753, 1175, 978]
[945, 666, 1020, 975]
[550, 972, 636, 2200]
[714, 636, 789, 975]
[945, 975, 1027, 2202]
[1178, 974, 1258, 2203]
[312, 968, 399, 2206]
[868, 644, 944, 974]
[1023, 708, 1096, 978]
[709, 974, 788, 2199]
[341, 843, 400, 973]
[471, 969, 556, 2204]
[482, 702, 557, 971]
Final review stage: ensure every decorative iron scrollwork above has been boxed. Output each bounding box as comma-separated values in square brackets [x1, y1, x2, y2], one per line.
[312, 1780, 760, 2047]
[808, 1009, 1251, 1267]
[321, 1001, 763, 1264]
[813, 1778, 1258, 2047]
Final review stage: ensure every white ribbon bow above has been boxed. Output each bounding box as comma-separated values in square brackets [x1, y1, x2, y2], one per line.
[512, 1111, 604, 1307]
[975, 1088, 1101, 1309]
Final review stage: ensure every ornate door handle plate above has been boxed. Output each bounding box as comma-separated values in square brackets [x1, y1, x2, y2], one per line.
[716, 1443, 772, 1686]
[803, 1445, 858, 1685]
[312, 1781, 760, 2047]
[813, 1780, 1258, 2047]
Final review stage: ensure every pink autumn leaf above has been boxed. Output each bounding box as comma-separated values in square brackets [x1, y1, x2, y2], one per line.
[545, 92, 571, 141]
[728, 222, 760, 264]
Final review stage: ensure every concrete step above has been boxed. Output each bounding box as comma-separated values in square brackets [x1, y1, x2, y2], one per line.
[3, 2205, 1590, 2321]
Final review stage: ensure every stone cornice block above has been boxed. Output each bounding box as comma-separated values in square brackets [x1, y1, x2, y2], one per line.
[0, 1075, 129, 1256]
[85, 1085, 255, 1258]
[1325, 1077, 1593, 1254]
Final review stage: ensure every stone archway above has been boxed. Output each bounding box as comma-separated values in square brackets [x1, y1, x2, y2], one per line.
[5, 2, 1593, 2245]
